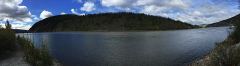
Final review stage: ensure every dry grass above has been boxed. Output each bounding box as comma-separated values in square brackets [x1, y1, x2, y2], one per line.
[17, 37, 54, 66]
[190, 31, 240, 66]
[0, 29, 16, 60]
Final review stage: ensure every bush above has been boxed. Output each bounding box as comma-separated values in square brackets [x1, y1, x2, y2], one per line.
[0, 29, 16, 58]
[17, 37, 53, 66]
[208, 21, 240, 66]
[210, 41, 240, 66]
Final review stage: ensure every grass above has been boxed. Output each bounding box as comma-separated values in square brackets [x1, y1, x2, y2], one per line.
[191, 23, 240, 66]
[0, 29, 16, 60]
[209, 37, 240, 66]
[0, 22, 57, 66]
[17, 36, 54, 66]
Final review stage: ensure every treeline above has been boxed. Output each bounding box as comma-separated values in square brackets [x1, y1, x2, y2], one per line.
[30, 12, 198, 32]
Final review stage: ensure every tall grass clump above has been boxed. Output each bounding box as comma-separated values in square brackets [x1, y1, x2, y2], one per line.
[207, 21, 240, 66]
[209, 39, 240, 66]
[0, 21, 16, 59]
[17, 37, 53, 66]
[0, 29, 16, 52]
[191, 18, 240, 66]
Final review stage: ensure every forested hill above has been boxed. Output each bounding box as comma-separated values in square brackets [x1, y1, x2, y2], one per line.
[29, 12, 198, 32]
[207, 14, 240, 27]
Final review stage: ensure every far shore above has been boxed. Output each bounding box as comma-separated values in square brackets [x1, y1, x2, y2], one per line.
[26, 27, 230, 33]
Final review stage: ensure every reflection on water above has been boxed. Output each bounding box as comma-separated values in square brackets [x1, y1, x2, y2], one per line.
[17, 27, 231, 66]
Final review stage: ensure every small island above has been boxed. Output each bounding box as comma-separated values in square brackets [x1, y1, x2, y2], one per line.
[29, 12, 198, 32]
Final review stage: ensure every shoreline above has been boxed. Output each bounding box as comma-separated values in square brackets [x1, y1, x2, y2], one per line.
[25, 27, 229, 33]
[0, 50, 30, 66]
[0, 49, 62, 66]
[190, 39, 240, 66]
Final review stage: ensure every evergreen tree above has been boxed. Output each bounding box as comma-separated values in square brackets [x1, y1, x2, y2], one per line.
[5, 20, 12, 30]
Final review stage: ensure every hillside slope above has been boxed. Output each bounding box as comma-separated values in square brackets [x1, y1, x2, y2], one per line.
[207, 14, 240, 27]
[29, 12, 198, 32]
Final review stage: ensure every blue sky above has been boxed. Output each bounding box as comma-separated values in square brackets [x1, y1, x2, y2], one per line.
[0, 0, 239, 29]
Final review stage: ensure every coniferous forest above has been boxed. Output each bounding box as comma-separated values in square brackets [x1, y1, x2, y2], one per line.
[30, 12, 198, 32]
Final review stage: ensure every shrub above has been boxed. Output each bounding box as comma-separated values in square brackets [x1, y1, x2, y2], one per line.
[0, 29, 16, 56]
[210, 43, 240, 66]
[209, 21, 240, 66]
[17, 37, 53, 66]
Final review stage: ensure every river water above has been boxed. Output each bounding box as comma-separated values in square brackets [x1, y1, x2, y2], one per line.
[17, 27, 231, 66]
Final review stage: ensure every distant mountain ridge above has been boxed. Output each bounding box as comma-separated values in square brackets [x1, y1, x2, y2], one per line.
[29, 12, 198, 32]
[207, 14, 240, 27]
[12, 29, 28, 33]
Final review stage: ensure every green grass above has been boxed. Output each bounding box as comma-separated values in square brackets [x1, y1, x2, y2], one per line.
[0, 26, 55, 66]
[17, 37, 54, 66]
[207, 21, 240, 66]
[0, 29, 16, 60]
[199, 28, 240, 66]
[208, 37, 240, 66]
[191, 21, 240, 66]
[191, 33, 240, 66]
[0, 22, 55, 66]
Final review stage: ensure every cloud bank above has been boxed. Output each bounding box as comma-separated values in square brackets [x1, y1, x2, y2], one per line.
[0, 0, 32, 22]
[0, 0, 35, 29]
[99, 0, 240, 24]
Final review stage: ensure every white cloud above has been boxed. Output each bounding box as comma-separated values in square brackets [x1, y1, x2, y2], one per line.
[0, 14, 40, 30]
[32, 15, 39, 20]
[11, 23, 32, 30]
[0, 20, 32, 30]
[135, 0, 189, 9]
[60, 12, 67, 15]
[100, 0, 240, 24]
[80, 2, 96, 12]
[71, 9, 80, 14]
[0, 0, 37, 29]
[0, 0, 32, 22]
[101, 0, 135, 7]
[71, 9, 85, 15]
[101, 0, 188, 9]
[40, 10, 53, 19]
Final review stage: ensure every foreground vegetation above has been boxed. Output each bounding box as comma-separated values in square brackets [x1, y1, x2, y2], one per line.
[30, 12, 199, 32]
[0, 22, 16, 60]
[0, 21, 58, 66]
[191, 15, 240, 66]
[17, 37, 54, 66]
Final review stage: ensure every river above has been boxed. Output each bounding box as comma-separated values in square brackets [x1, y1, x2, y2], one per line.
[17, 27, 231, 66]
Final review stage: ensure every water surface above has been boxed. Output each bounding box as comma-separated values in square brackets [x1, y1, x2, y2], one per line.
[18, 27, 231, 66]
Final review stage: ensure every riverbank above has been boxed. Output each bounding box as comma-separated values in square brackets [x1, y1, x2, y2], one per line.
[0, 49, 30, 66]
[17, 37, 62, 66]
[190, 36, 240, 66]
[0, 44, 62, 66]
[0, 50, 62, 66]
